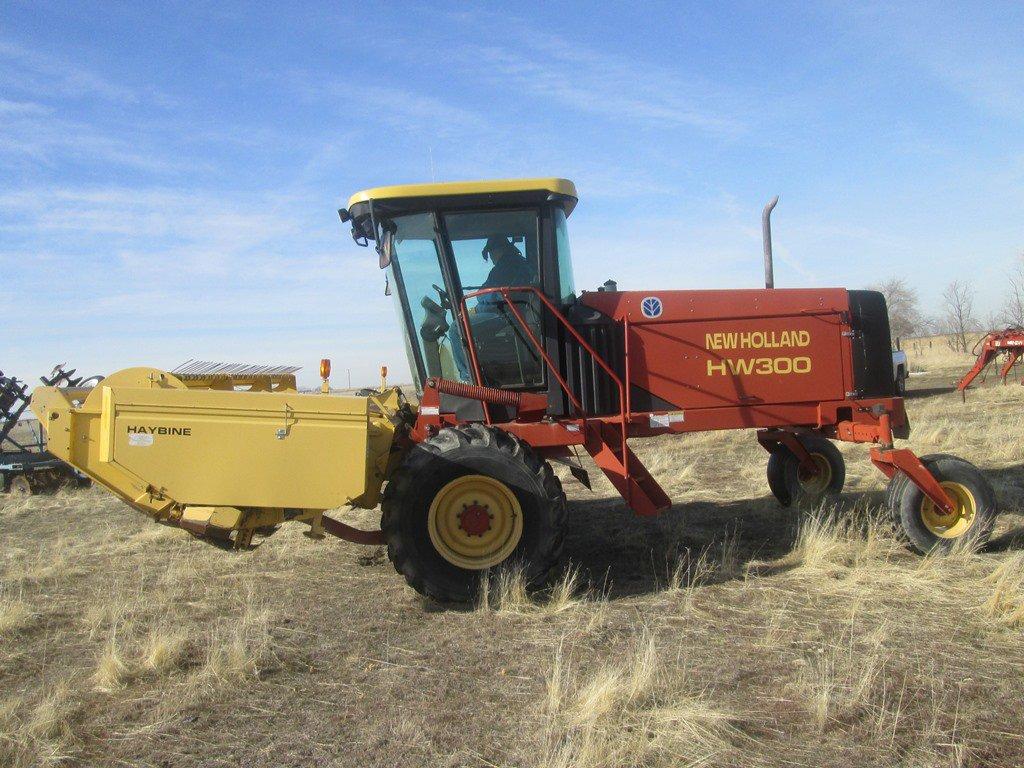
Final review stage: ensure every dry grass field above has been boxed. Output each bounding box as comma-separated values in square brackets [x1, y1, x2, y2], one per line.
[2, 340, 1023, 767]
[2, 419, 44, 452]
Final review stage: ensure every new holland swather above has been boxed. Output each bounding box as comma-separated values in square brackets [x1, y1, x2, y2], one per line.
[31, 179, 999, 601]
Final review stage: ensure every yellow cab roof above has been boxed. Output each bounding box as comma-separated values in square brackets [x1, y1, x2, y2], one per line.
[346, 177, 578, 216]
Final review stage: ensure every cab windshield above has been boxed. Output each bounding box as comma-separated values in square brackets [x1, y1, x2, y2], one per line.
[386, 209, 545, 391]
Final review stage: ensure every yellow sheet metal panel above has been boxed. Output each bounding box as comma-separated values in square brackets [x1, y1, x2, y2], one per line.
[31, 368, 404, 524]
[347, 177, 578, 211]
[31, 383, 165, 517]
[99, 385, 114, 463]
[102, 387, 373, 509]
[180, 505, 243, 530]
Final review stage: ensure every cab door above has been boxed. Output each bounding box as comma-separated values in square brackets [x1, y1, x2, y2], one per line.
[441, 209, 545, 390]
[386, 212, 470, 390]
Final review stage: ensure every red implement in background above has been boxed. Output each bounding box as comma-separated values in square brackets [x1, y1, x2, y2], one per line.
[955, 329, 1024, 393]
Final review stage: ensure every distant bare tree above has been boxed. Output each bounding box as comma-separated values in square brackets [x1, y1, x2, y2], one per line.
[1000, 252, 1024, 328]
[942, 280, 977, 353]
[918, 315, 943, 336]
[871, 278, 921, 343]
[983, 308, 1005, 333]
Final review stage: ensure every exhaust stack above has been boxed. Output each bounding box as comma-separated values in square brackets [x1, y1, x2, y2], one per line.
[762, 195, 779, 289]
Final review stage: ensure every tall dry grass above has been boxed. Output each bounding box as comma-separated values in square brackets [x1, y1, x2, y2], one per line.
[0, 585, 33, 636]
[478, 565, 597, 617]
[982, 553, 1024, 626]
[540, 632, 743, 768]
[903, 333, 986, 372]
[0, 489, 286, 767]
[529, 502, 1022, 766]
[2, 338, 1023, 767]
[793, 626, 889, 733]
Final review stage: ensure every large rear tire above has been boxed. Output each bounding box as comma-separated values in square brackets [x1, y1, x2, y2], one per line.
[889, 455, 996, 553]
[381, 424, 565, 603]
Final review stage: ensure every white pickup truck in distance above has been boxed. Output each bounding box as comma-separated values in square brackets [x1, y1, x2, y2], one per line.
[893, 349, 908, 395]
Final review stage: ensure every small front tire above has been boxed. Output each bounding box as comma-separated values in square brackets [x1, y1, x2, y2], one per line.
[766, 445, 793, 506]
[890, 455, 996, 553]
[767, 436, 846, 508]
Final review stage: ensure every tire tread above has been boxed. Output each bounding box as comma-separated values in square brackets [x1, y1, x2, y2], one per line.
[382, 425, 565, 602]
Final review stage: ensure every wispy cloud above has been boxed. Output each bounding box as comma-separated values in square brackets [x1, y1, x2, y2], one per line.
[0, 37, 185, 171]
[0, 35, 394, 383]
[445, 17, 747, 137]
[0, 109, 186, 171]
[361, 85, 493, 138]
[290, 75, 496, 143]
[1, 184, 357, 277]
[0, 97, 50, 115]
[0, 38, 170, 104]
[0, 181, 392, 381]
[842, 4, 1024, 120]
[473, 47, 742, 136]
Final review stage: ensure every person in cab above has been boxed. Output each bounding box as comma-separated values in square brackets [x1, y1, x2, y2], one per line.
[477, 235, 536, 309]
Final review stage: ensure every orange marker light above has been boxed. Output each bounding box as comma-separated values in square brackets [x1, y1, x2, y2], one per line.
[320, 359, 331, 379]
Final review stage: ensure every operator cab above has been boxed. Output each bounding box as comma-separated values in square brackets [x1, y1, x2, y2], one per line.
[342, 179, 579, 400]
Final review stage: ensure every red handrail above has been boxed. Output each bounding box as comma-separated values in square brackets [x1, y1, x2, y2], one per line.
[624, 317, 632, 422]
[456, 297, 492, 424]
[457, 286, 631, 499]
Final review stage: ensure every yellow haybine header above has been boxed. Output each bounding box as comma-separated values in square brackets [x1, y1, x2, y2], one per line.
[31, 364, 407, 547]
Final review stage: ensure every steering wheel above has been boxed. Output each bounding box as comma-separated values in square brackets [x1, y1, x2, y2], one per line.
[431, 283, 452, 311]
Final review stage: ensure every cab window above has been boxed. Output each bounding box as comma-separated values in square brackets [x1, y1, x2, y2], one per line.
[444, 210, 544, 389]
[387, 212, 470, 387]
[554, 207, 576, 303]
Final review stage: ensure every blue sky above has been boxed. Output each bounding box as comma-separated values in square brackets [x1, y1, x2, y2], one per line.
[3, 1, 1023, 387]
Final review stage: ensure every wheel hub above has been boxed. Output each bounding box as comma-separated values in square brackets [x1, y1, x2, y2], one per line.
[797, 453, 832, 494]
[427, 474, 523, 570]
[458, 502, 493, 536]
[921, 481, 977, 538]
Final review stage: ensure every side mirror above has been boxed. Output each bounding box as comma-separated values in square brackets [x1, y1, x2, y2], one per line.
[379, 228, 393, 269]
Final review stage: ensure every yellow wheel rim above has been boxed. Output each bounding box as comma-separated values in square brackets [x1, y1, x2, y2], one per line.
[427, 474, 523, 570]
[920, 481, 977, 538]
[797, 453, 833, 495]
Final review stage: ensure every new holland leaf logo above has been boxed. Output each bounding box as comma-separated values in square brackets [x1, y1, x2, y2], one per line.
[641, 296, 663, 318]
